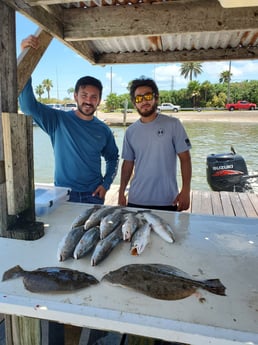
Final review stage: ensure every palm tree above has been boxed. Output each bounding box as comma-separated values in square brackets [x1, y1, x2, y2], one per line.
[180, 62, 203, 81]
[35, 84, 44, 101]
[219, 70, 232, 84]
[67, 87, 75, 98]
[42, 79, 53, 99]
[187, 80, 201, 107]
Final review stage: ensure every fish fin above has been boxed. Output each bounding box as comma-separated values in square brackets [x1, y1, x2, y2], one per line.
[2, 265, 24, 281]
[203, 279, 226, 296]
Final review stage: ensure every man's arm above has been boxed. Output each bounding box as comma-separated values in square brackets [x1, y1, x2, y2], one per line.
[118, 160, 134, 206]
[174, 150, 192, 211]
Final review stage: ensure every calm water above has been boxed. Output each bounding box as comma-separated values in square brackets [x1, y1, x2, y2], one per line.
[33, 122, 258, 192]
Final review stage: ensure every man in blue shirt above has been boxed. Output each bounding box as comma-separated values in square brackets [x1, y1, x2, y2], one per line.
[19, 35, 119, 204]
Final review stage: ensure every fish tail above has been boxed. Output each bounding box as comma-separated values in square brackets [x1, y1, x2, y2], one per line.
[203, 279, 226, 296]
[2, 265, 24, 281]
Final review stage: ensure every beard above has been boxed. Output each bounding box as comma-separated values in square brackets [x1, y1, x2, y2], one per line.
[77, 103, 96, 117]
[137, 103, 157, 117]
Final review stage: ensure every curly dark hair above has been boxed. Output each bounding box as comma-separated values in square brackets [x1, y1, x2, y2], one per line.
[129, 77, 159, 102]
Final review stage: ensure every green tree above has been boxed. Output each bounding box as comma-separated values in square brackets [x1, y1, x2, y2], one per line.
[35, 84, 44, 101]
[187, 80, 201, 107]
[200, 81, 214, 105]
[42, 79, 53, 99]
[180, 62, 203, 81]
[219, 70, 232, 84]
[105, 93, 120, 111]
[67, 87, 75, 98]
[207, 92, 227, 108]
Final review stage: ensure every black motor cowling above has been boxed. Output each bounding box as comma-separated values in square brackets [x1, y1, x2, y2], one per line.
[206, 152, 252, 192]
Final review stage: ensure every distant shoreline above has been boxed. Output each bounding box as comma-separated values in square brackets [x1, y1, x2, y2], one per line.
[96, 110, 258, 126]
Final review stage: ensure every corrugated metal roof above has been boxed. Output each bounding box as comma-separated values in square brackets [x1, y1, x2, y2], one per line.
[4, 0, 258, 64]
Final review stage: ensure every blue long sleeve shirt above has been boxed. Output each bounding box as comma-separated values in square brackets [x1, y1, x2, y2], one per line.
[19, 78, 119, 192]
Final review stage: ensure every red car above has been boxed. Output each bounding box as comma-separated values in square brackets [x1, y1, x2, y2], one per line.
[226, 100, 256, 111]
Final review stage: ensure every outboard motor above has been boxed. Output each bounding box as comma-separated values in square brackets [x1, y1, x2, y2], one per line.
[206, 149, 253, 192]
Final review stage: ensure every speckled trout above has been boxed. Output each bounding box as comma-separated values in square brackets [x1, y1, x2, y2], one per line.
[91, 224, 123, 266]
[142, 212, 175, 243]
[130, 222, 151, 256]
[57, 225, 85, 261]
[70, 205, 101, 229]
[122, 213, 139, 241]
[73, 226, 100, 259]
[99, 208, 124, 239]
[84, 206, 120, 230]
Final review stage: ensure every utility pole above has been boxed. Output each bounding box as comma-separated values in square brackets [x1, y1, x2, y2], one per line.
[171, 76, 174, 91]
[110, 66, 113, 94]
[227, 60, 231, 103]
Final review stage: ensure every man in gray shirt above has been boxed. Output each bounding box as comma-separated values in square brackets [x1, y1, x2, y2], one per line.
[118, 77, 192, 211]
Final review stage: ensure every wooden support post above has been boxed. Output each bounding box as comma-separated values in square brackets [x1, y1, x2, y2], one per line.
[5, 315, 41, 345]
[0, 4, 45, 240]
[0, 0, 13, 236]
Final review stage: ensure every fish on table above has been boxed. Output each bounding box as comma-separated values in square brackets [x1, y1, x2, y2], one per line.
[91, 224, 123, 266]
[141, 211, 176, 243]
[102, 263, 226, 300]
[57, 225, 85, 262]
[84, 206, 121, 231]
[122, 212, 139, 241]
[73, 226, 100, 259]
[2, 265, 99, 293]
[130, 222, 151, 256]
[70, 205, 101, 229]
[99, 208, 124, 240]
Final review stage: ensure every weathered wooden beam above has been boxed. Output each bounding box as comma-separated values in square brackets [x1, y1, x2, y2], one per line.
[17, 28, 53, 95]
[2, 0, 96, 64]
[93, 46, 258, 65]
[1, 3, 44, 240]
[63, 0, 258, 40]
[3, 0, 63, 37]
[0, 1, 12, 236]
[2, 113, 31, 215]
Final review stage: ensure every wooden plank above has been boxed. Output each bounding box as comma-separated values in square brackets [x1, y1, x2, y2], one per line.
[63, 2, 258, 41]
[229, 192, 246, 217]
[210, 191, 224, 216]
[219, 191, 235, 217]
[1, 2, 17, 113]
[200, 190, 213, 215]
[0, 1, 11, 235]
[17, 28, 53, 95]
[2, 113, 31, 215]
[191, 190, 202, 214]
[237, 193, 258, 218]
[247, 193, 258, 216]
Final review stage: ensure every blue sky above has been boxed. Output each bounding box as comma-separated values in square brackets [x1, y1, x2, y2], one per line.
[16, 12, 258, 101]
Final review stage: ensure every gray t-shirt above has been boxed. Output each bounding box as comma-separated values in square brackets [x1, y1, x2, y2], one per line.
[122, 114, 191, 206]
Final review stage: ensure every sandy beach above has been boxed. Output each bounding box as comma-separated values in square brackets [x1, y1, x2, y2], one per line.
[97, 110, 258, 126]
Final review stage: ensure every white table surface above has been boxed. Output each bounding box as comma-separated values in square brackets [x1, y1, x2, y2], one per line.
[0, 203, 257, 345]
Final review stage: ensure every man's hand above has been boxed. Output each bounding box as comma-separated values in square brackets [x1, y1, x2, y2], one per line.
[172, 189, 190, 211]
[21, 35, 40, 51]
[118, 193, 127, 206]
[92, 185, 106, 200]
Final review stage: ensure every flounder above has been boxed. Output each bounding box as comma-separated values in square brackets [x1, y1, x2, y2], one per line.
[102, 263, 226, 300]
[2, 265, 99, 293]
